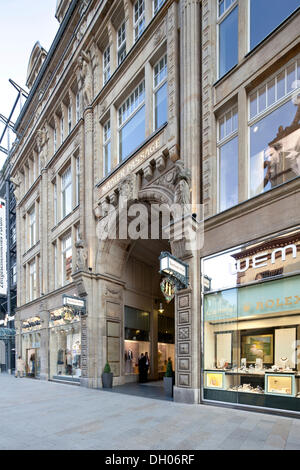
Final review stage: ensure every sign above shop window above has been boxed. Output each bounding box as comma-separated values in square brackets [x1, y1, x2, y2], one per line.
[62, 295, 86, 312]
[159, 252, 189, 289]
[202, 227, 300, 292]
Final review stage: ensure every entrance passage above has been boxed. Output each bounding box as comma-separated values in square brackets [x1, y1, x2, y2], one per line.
[102, 380, 173, 401]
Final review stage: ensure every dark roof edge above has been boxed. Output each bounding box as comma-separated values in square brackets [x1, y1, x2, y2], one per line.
[14, 0, 79, 132]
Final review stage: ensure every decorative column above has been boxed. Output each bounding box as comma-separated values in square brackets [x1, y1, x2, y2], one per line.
[39, 301, 50, 381]
[180, 0, 201, 208]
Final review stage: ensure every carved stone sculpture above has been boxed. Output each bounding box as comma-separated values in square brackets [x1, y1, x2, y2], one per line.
[78, 50, 93, 108]
[173, 160, 191, 205]
[75, 236, 88, 270]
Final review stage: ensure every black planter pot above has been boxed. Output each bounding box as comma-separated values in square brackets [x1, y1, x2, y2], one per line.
[163, 376, 174, 397]
[102, 372, 113, 388]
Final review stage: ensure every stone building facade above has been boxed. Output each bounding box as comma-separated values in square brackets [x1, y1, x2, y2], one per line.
[10, 0, 300, 414]
[10, 0, 201, 403]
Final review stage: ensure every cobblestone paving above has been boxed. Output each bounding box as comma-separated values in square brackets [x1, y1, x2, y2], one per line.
[1, 374, 300, 450]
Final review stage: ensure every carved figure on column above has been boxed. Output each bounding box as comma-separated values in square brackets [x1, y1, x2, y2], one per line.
[173, 160, 191, 205]
[77, 50, 93, 108]
[10, 173, 22, 202]
[118, 174, 137, 204]
[75, 235, 88, 271]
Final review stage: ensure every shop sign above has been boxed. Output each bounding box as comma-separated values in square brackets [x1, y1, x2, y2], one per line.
[0, 199, 7, 296]
[160, 277, 177, 303]
[98, 136, 161, 198]
[204, 274, 300, 321]
[21, 316, 42, 332]
[159, 251, 189, 289]
[62, 295, 86, 313]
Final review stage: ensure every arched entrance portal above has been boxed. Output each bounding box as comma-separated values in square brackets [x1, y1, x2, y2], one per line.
[122, 238, 175, 385]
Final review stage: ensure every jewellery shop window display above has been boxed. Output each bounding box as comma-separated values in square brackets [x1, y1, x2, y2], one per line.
[49, 307, 81, 380]
[124, 306, 150, 376]
[21, 317, 41, 378]
[202, 227, 300, 414]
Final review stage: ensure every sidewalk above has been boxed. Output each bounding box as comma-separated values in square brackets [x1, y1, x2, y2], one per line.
[0, 374, 300, 450]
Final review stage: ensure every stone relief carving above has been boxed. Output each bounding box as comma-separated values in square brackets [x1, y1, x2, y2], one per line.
[104, 284, 122, 300]
[10, 173, 22, 202]
[77, 50, 93, 108]
[75, 234, 88, 271]
[173, 160, 191, 205]
[118, 174, 138, 204]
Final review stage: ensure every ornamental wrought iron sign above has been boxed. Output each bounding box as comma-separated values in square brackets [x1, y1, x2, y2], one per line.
[159, 251, 189, 290]
[160, 277, 177, 303]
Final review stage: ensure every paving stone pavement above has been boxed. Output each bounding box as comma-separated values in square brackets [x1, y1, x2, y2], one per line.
[1, 374, 300, 450]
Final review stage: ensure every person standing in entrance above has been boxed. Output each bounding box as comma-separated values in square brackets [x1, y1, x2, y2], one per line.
[144, 352, 150, 382]
[138, 353, 145, 383]
[15, 356, 25, 378]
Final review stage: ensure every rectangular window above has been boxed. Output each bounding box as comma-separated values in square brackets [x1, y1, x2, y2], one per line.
[54, 127, 57, 153]
[154, 55, 168, 130]
[103, 45, 111, 85]
[61, 234, 72, 285]
[218, 2, 238, 78]
[119, 81, 145, 161]
[68, 105, 72, 133]
[218, 106, 239, 212]
[29, 206, 36, 247]
[75, 156, 80, 206]
[29, 260, 37, 301]
[53, 181, 57, 225]
[76, 93, 80, 122]
[61, 116, 64, 144]
[134, 0, 145, 42]
[11, 262, 16, 285]
[61, 166, 72, 218]
[117, 22, 126, 66]
[250, 0, 300, 51]
[53, 242, 57, 290]
[153, 0, 166, 15]
[249, 58, 300, 198]
[103, 120, 111, 176]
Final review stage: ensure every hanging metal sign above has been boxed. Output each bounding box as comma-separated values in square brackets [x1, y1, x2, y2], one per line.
[160, 277, 177, 303]
[62, 295, 86, 314]
[159, 251, 189, 289]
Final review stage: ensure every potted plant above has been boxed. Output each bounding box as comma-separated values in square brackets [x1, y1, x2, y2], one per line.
[163, 358, 175, 397]
[102, 362, 113, 388]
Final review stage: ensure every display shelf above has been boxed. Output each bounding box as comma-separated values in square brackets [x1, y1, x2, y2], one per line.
[265, 373, 296, 397]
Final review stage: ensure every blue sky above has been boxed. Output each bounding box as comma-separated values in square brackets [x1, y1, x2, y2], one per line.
[0, 0, 59, 165]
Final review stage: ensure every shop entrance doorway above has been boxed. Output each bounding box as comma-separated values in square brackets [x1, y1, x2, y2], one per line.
[26, 348, 40, 378]
[122, 238, 175, 389]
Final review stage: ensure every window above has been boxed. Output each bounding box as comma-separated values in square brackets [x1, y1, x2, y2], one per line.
[61, 234, 72, 285]
[153, 0, 165, 15]
[117, 22, 126, 65]
[218, 1, 238, 78]
[103, 45, 111, 85]
[29, 206, 36, 247]
[11, 224, 16, 245]
[54, 127, 57, 153]
[11, 263, 17, 285]
[61, 116, 64, 144]
[249, 58, 300, 198]
[103, 120, 111, 176]
[29, 260, 37, 301]
[75, 156, 80, 206]
[68, 105, 72, 133]
[118, 80, 145, 161]
[154, 55, 168, 130]
[53, 242, 57, 289]
[53, 181, 57, 225]
[61, 166, 72, 218]
[250, 0, 300, 50]
[134, 0, 145, 42]
[217, 106, 238, 211]
[76, 92, 80, 122]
